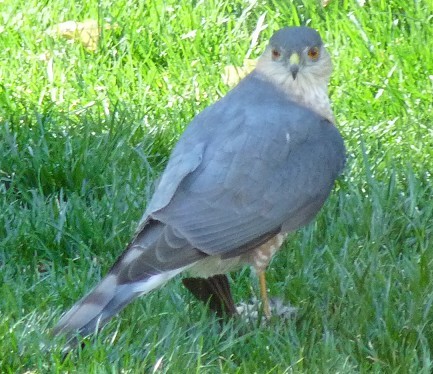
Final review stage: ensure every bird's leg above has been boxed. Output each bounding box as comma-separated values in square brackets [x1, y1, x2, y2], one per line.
[258, 270, 271, 319]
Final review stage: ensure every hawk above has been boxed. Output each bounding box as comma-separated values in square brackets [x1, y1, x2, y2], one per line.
[54, 26, 345, 345]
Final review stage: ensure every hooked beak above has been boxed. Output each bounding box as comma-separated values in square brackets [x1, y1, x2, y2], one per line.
[289, 52, 300, 80]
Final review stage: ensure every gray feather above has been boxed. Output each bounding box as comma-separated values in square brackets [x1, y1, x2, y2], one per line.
[148, 72, 345, 254]
[53, 221, 205, 341]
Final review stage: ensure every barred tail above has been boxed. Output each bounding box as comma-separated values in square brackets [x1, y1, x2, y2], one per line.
[53, 220, 205, 347]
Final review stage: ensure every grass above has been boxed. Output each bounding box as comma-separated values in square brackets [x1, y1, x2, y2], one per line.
[1, 0, 433, 372]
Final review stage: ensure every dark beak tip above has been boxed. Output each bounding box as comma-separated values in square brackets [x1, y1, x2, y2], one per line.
[290, 66, 299, 80]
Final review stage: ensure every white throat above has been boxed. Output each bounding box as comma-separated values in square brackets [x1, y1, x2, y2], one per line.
[255, 59, 335, 123]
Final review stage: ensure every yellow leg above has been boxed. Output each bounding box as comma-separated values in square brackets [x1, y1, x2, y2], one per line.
[258, 271, 271, 319]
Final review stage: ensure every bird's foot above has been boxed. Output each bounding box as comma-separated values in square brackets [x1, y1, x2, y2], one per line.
[235, 297, 298, 323]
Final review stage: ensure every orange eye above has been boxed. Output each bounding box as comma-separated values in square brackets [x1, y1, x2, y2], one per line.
[271, 49, 281, 60]
[307, 47, 320, 60]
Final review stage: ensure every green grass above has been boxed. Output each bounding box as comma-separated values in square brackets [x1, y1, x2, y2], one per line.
[1, 0, 433, 372]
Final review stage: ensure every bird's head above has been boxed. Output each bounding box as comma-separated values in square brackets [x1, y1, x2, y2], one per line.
[256, 26, 333, 91]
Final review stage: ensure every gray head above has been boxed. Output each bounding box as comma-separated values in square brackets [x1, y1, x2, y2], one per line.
[255, 26, 334, 122]
[270, 27, 323, 59]
[257, 26, 332, 83]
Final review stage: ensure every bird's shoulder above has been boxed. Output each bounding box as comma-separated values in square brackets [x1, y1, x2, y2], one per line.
[176, 71, 333, 151]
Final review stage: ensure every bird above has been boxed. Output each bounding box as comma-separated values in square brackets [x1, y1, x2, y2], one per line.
[53, 26, 345, 345]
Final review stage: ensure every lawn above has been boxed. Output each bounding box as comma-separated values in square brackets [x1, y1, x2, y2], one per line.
[1, 0, 433, 372]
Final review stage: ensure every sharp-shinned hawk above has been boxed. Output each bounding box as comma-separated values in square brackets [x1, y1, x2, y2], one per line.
[54, 26, 346, 347]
